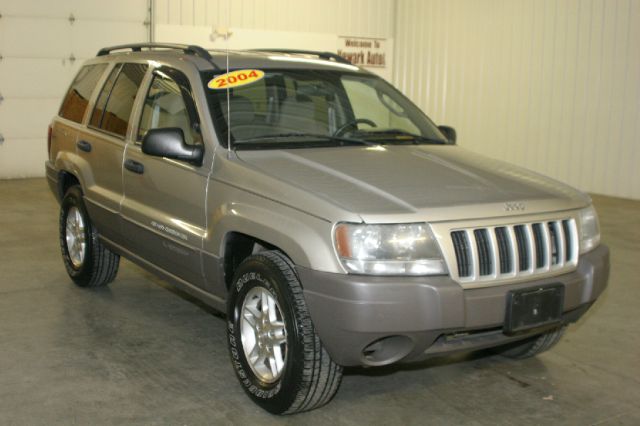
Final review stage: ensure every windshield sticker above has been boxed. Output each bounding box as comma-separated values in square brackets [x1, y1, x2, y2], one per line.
[207, 69, 265, 90]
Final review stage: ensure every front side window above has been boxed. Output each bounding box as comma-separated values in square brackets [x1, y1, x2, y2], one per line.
[59, 64, 107, 123]
[89, 63, 148, 137]
[203, 69, 446, 149]
[138, 68, 201, 146]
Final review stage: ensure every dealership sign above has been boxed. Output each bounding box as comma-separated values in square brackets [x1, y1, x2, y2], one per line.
[157, 25, 393, 80]
[337, 36, 387, 69]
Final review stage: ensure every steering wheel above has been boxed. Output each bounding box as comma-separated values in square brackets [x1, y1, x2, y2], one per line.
[333, 118, 377, 137]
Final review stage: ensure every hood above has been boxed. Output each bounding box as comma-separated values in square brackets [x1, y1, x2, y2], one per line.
[233, 145, 590, 223]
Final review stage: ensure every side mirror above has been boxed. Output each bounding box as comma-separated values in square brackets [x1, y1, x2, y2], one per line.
[438, 125, 457, 144]
[142, 128, 203, 165]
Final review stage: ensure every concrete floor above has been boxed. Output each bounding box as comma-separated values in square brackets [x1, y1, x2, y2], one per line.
[1, 178, 639, 425]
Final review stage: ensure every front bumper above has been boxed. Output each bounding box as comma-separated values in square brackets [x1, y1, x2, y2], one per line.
[298, 244, 609, 366]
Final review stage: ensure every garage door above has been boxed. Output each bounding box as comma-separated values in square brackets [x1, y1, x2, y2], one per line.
[0, 0, 150, 178]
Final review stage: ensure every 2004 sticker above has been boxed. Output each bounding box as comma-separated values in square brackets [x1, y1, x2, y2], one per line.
[207, 69, 265, 90]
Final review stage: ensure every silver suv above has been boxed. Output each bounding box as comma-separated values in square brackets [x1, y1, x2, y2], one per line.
[46, 43, 609, 414]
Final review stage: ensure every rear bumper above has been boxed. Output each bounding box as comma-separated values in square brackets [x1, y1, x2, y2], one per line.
[298, 244, 610, 366]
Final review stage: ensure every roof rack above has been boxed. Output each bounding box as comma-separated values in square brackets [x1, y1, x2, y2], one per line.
[250, 49, 352, 65]
[96, 43, 212, 61]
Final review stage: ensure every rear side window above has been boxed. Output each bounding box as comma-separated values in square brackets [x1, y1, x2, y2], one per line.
[59, 64, 107, 123]
[89, 65, 121, 129]
[89, 63, 148, 137]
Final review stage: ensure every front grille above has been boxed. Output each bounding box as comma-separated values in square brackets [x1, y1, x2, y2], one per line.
[532, 223, 546, 268]
[562, 219, 574, 261]
[474, 229, 493, 276]
[451, 231, 471, 277]
[450, 218, 578, 283]
[494, 227, 512, 274]
[514, 225, 529, 271]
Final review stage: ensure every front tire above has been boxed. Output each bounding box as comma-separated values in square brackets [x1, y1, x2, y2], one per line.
[59, 185, 120, 287]
[227, 251, 342, 414]
[496, 326, 566, 359]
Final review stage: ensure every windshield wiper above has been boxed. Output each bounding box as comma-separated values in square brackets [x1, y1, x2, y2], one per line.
[233, 132, 379, 148]
[354, 129, 447, 145]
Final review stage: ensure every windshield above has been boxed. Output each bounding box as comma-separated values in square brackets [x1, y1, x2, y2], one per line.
[202, 69, 447, 149]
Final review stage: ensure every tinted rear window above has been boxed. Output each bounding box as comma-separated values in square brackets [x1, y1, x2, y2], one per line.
[90, 63, 148, 137]
[59, 64, 107, 123]
[90, 64, 121, 129]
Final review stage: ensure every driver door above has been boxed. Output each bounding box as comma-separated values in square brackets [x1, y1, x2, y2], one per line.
[121, 67, 208, 288]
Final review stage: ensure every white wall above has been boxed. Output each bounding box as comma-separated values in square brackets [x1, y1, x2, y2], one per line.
[154, 0, 396, 81]
[0, 0, 149, 178]
[153, 0, 395, 38]
[3, 0, 639, 201]
[394, 0, 640, 200]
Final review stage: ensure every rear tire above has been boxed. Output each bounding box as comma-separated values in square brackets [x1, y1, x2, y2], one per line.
[59, 185, 119, 287]
[496, 326, 566, 359]
[227, 250, 342, 414]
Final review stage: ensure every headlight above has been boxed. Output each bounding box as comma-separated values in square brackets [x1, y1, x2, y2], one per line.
[334, 223, 446, 275]
[578, 205, 601, 254]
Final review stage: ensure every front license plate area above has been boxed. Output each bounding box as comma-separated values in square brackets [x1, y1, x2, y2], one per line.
[504, 284, 564, 334]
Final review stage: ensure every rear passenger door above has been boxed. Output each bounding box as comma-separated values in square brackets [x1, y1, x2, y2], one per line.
[55, 64, 108, 165]
[78, 62, 148, 242]
[120, 67, 208, 288]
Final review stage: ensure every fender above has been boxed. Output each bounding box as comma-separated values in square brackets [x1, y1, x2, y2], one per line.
[206, 180, 343, 274]
[54, 151, 96, 193]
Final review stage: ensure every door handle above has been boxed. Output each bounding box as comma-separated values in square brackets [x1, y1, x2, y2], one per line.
[124, 159, 144, 174]
[77, 140, 92, 152]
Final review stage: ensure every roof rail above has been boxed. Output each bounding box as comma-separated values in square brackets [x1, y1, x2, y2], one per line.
[250, 49, 352, 65]
[96, 43, 212, 61]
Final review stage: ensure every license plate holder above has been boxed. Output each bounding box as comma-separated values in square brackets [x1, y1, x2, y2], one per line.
[504, 284, 564, 334]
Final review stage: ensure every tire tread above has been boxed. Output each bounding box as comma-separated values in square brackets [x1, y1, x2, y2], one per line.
[85, 228, 119, 287]
[499, 326, 566, 359]
[60, 185, 119, 287]
[256, 251, 343, 414]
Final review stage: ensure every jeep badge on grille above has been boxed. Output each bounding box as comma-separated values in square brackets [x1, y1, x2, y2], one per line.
[504, 202, 526, 212]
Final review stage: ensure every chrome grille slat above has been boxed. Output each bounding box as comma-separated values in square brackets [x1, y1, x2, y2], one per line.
[547, 222, 560, 266]
[467, 229, 480, 280]
[488, 228, 500, 276]
[541, 222, 552, 271]
[506, 226, 520, 274]
[449, 218, 578, 285]
[526, 223, 537, 273]
[562, 220, 574, 262]
[554, 221, 566, 267]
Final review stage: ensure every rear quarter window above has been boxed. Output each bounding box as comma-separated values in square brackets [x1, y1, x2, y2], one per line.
[59, 64, 108, 123]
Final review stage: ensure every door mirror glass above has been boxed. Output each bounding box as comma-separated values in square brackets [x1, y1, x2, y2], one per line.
[142, 128, 203, 165]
